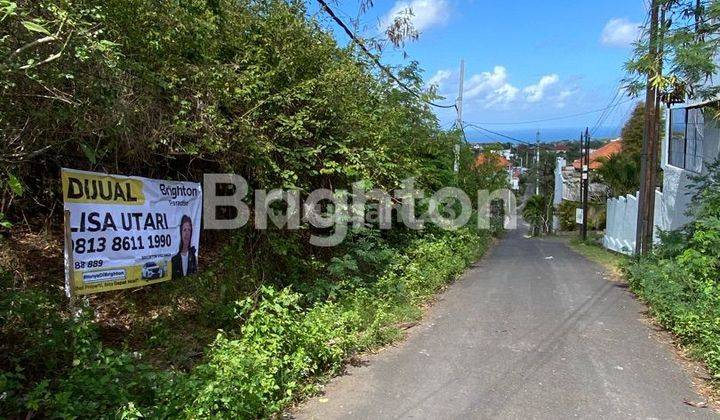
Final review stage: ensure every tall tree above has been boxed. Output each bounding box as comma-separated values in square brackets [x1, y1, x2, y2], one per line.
[626, 0, 720, 101]
[621, 102, 645, 158]
[596, 154, 640, 197]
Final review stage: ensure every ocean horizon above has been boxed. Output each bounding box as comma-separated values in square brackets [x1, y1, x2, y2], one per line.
[466, 126, 621, 144]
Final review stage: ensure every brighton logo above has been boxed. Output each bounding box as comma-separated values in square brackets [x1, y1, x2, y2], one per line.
[202, 174, 517, 246]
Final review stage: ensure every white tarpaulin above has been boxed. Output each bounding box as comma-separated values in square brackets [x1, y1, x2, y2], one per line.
[62, 168, 202, 296]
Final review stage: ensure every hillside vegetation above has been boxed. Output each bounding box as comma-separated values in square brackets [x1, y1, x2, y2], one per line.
[0, 0, 505, 417]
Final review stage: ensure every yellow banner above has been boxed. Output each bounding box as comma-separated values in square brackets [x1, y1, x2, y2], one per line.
[62, 170, 145, 205]
[71, 261, 173, 295]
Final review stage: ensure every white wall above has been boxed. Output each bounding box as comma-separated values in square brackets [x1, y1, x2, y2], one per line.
[553, 157, 566, 206]
[603, 189, 668, 255]
[656, 165, 694, 231]
[605, 88, 720, 255]
[604, 193, 638, 255]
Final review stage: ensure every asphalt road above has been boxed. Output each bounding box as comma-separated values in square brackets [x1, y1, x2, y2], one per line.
[294, 225, 717, 419]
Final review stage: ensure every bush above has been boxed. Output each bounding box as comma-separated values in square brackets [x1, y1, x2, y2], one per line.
[163, 228, 490, 418]
[556, 200, 578, 231]
[3, 228, 490, 418]
[0, 284, 73, 415]
[625, 159, 720, 380]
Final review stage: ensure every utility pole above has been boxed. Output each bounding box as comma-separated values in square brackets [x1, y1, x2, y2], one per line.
[635, 0, 661, 255]
[578, 132, 584, 233]
[582, 128, 590, 241]
[454, 59, 465, 173]
[535, 130, 540, 195]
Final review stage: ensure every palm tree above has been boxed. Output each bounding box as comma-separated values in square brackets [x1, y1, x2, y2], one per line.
[596, 153, 640, 197]
[523, 195, 549, 236]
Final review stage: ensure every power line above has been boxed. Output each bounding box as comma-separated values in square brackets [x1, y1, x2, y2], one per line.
[590, 79, 623, 133]
[465, 98, 637, 126]
[590, 85, 624, 136]
[315, 0, 457, 110]
[463, 122, 555, 150]
[463, 122, 533, 144]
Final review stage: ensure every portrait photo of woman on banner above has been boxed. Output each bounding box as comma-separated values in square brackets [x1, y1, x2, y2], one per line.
[172, 214, 197, 279]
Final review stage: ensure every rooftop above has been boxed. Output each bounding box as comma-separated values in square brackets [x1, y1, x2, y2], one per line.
[572, 138, 622, 170]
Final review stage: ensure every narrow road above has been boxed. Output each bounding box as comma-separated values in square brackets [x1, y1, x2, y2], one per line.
[294, 226, 716, 419]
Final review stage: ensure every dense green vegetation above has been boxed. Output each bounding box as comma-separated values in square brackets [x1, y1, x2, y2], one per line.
[522, 195, 550, 236]
[595, 103, 643, 197]
[1, 0, 465, 211]
[626, 0, 720, 101]
[2, 227, 491, 418]
[556, 200, 606, 232]
[0, 0, 505, 417]
[625, 160, 720, 381]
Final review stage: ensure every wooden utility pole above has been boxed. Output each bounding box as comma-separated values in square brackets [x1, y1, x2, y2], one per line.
[454, 59, 465, 173]
[582, 128, 590, 241]
[535, 130, 540, 195]
[635, 0, 661, 256]
[578, 132, 584, 210]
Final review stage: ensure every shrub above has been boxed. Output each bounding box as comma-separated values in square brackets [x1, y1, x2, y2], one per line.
[625, 159, 720, 380]
[3, 228, 490, 418]
[556, 200, 578, 231]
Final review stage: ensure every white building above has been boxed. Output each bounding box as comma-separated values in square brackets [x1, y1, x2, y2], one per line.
[658, 100, 720, 229]
[552, 156, 610, 230]
[604, 98, 720, 254]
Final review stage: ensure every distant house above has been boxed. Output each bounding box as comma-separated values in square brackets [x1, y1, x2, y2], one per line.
[475, 153, 512, 170]
[510, 168, 521, 190]
[553, 144, 569, 154]
[475, 153, 516, 189]
[552, 139, 622, 230]
[493, 148, 513, 160]
[552, 153, 611, 230]
[571, 139, 623, 171]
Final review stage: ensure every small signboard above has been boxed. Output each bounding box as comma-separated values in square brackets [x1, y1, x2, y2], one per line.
[62, 168, 202, 296]
[575, 208, 584, 224]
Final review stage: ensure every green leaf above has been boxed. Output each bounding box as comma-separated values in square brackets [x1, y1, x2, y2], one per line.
[7, 173, 22, 197]
[0, 2, 17, 21]
[80, 143, 97, 164]
[21, 20, 51, 36]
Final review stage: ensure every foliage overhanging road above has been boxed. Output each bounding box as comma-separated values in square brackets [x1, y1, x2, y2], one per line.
[295, 226, 716, 419]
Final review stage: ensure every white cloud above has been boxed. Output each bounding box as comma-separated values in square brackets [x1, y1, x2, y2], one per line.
[435, 66, 572, 110]
[601, 18, 641, 47]
[427, 69, 452, 88]
[486, 83, 520, 108]
[462, 66, 519, 108]
[523, 74, 559, 103]
[381, 0, 450, 33]
[554, 89, 576, 108]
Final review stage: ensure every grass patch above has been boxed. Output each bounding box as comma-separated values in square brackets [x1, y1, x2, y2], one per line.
[567, 234, 628, 278]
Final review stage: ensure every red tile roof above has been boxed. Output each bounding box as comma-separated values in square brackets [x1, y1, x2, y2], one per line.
[475, 153, 511, 169]
[572, 139, 622, 170]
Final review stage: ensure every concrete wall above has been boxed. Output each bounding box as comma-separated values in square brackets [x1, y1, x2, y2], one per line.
[603, 189, 667, 255]
[604, 194, 638, 255]
[656, 165, 694, 231]
[553, 157, 566, 206]
[604, 106, 720, 255]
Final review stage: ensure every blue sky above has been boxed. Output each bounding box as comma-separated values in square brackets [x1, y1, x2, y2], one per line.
[312, 0, 648, 141]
